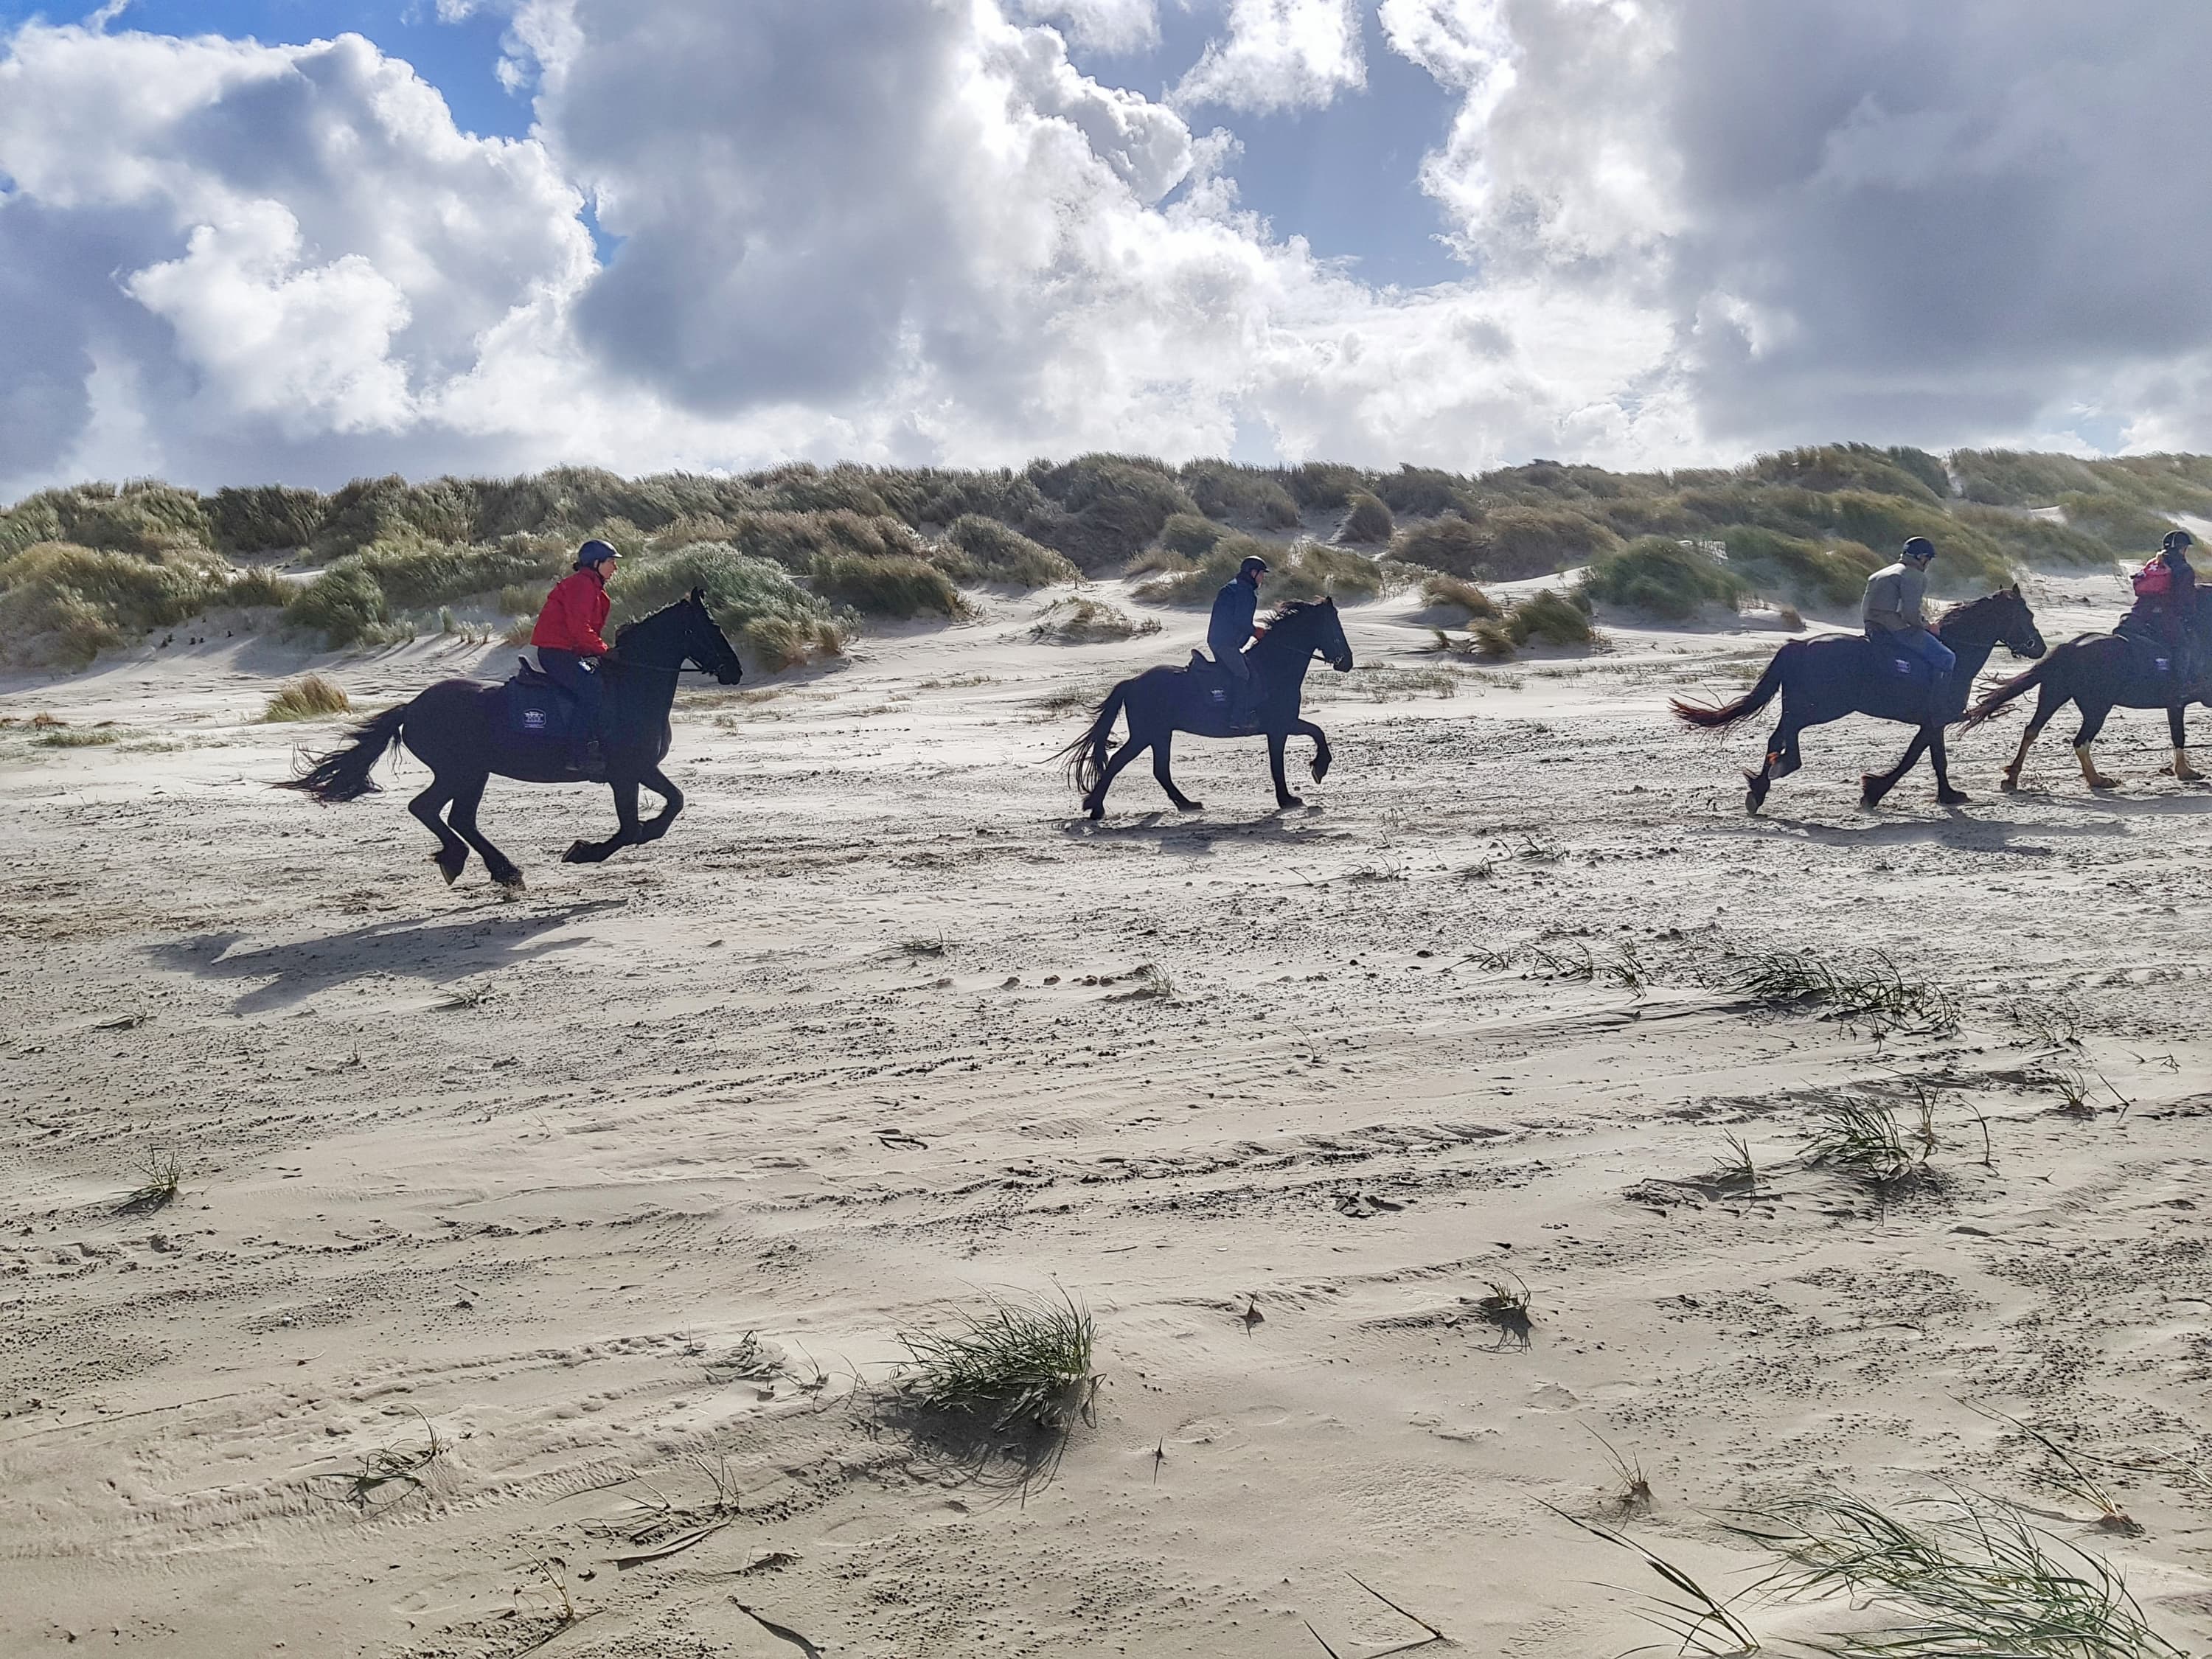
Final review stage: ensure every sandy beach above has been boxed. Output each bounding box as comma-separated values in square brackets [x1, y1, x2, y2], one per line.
[4, 574, 2211, 1657]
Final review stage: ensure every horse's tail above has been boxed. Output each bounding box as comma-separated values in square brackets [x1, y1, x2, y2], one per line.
[1054, 682, 1129, 799]
[1671, 643, 1793, 731]
[1959, 658, 2047, 731]
[275, 703, 408, 801]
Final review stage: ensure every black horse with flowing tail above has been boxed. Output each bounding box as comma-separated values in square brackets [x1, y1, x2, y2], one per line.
[1961, 586, 2212, 791]
[278, 590, 744, 888]
[1672, 588, 2045, 813]
[1060, 597, 1354, 819]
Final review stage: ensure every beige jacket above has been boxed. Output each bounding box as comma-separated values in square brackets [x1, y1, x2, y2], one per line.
[1862, 561, 1928, 635]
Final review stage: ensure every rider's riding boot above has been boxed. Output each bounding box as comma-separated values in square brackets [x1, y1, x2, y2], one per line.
[583, 737, 605, 773]
[1929, 669, 1954, 722]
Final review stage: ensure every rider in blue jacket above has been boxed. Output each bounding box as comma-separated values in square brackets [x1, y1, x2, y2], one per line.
[1208, 554, 1268, 726]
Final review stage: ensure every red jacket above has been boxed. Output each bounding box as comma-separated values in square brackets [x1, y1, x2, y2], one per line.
[532, 568, 611, 655]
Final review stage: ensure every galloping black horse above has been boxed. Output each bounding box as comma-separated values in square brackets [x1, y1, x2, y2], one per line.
[279, 590, 744, 887]
[1060, 597, 1354, 819]
[1961, 585, 2212, 791]
[1672, 588, 2045, 813]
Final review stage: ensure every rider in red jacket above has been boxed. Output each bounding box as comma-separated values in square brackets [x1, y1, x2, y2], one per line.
[531, 540, 619, 768]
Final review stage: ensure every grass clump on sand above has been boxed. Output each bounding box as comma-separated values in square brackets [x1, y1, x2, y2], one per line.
[263, 674, 352, 723]
[1583, 536, 1747, 619]
[34, 726, 122, 747]
[1421, 573, 1498, 619]
[1718, 526, 1883, 609]
[1735, 948, 1960, 1034]
[1429, 588, 1595, 661]
[1804, 1095, 1927, 1186]
[1736, 1491, 2183, 1659]
[1029, 597, 1161, 643]
[122, 1147, 184, 1211]
[288, 557, 392, 647]
[810, 549, 967, 619]
[1338, 490, 1394, 544]
[936, 515, 1079, 588]
[894, 1289, 1101, 1433]
[612, 542, 845, 671]
[1552, 1509, 1761, 1656]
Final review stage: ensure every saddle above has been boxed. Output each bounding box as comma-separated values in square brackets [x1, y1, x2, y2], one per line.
[504, 655, 584, 743]
[1185, 650, 1265, 735]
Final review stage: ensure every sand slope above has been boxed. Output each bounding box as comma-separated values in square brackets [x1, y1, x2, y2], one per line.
[4, 575, 2211, 1656]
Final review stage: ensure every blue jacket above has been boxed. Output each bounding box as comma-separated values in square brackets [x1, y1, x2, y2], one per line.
[1208, 574, 1258, 658]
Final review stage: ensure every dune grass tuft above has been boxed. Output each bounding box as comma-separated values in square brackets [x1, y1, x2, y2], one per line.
[1735, 948, 1960, 1035]
[1029, 597, 1161, 643]
[1804, 1095, 1927, 1186]
[263, 673, 351, 722]
[894, 1288, 1100, 1433]
[1736, 1490, 2180, 1659]
[122, 1147, 184, 1211]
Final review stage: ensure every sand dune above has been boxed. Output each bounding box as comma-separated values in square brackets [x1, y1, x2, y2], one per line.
[4, 574, 2210, 1656]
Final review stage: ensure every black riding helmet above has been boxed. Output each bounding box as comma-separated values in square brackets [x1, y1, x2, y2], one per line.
[2163, 529, 2194, 554]
[1239, 554, 1270, 579]
[1902, 535, 1936, 562]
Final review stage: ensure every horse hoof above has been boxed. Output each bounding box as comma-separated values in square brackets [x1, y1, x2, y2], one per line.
[1278, 794, 1304, 809]
[494, 872, 526, 894]
[1177, 799, 1203, 813]
[1086, 807, 1104, 822]
[1860, 773, 1892, 808]
[2000, 776, 2020, 794]
[433, 853, 466, 886]
[1311, 759, 1331, 782]
[562, 841, 591, 863]
[1937, 787, 1970, 806]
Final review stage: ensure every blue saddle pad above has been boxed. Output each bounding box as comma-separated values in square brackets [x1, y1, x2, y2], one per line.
[1869, 643, 1935, 686]
[504, 667, 581, 742]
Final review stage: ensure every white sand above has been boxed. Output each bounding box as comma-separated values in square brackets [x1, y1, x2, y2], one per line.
[4, 573, 2210, 1657]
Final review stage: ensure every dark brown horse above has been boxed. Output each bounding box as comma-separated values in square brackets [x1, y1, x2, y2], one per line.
[1961, 586, 2212, 790]
[1672, 588, 2045, 813]
[277, 590, 743, 887]
[1058, 597, 1354, 818]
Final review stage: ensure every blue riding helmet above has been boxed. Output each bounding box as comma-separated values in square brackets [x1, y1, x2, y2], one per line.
[1902, 536, 1935, 561]
[577, 539, 619, 568]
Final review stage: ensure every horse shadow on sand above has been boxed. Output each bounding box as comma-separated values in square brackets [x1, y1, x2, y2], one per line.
[150, 898, 623, 1012]
[1057, 804, 1338, 858]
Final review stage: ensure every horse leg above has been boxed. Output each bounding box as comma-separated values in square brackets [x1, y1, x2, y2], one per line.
[1085, 732, 1153, 820]
[634, 765, 685, 841]
[1930, 728, 1969, 806]
[445, 772, 525, 890]
[2001, 685, 2062, 792]
[1267, 731, 1303, 808]
[1860, 728, 1930, 808]
[1150, 733, 1202, 812]
[1290, 717, 1332, 782]
[1745, 711, 1801, 814]
[2163, 704, 2202, 781]
[408, 779, 470, 885]
[566, 777, 643, 863]
[2073, 704, 2120, 790]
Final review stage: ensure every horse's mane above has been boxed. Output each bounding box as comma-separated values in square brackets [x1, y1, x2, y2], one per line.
[612, 593, 698, 647]
[1936, 588, 2017, 624]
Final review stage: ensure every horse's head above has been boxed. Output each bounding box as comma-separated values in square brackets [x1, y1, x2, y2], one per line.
[680, 587, 745, 685]
[1272, 596, 1353, 672]
[1992, 583, 2046, 659]
[1945, 585, 2045, 660]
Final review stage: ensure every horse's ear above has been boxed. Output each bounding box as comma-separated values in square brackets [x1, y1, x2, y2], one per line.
[2011, 582, 2022, 597]
[690, 586, 706, 604]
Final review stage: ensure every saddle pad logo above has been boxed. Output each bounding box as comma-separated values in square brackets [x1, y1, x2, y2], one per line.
[2155, 656, 2171, 672]
[1891, 658, 1915, 675]
[521, 706, 549, 731]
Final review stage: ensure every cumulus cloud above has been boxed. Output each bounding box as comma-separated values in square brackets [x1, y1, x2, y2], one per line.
[7, 0, 2212, 496]
[1007, 0, 1161, 55]
[1172, 0, 1366, 115]
[0, 19, 591, 490]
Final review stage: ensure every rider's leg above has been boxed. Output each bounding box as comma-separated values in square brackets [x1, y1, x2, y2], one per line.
[538, 649, 604, 770]
[1220, 648, 1257, 726]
